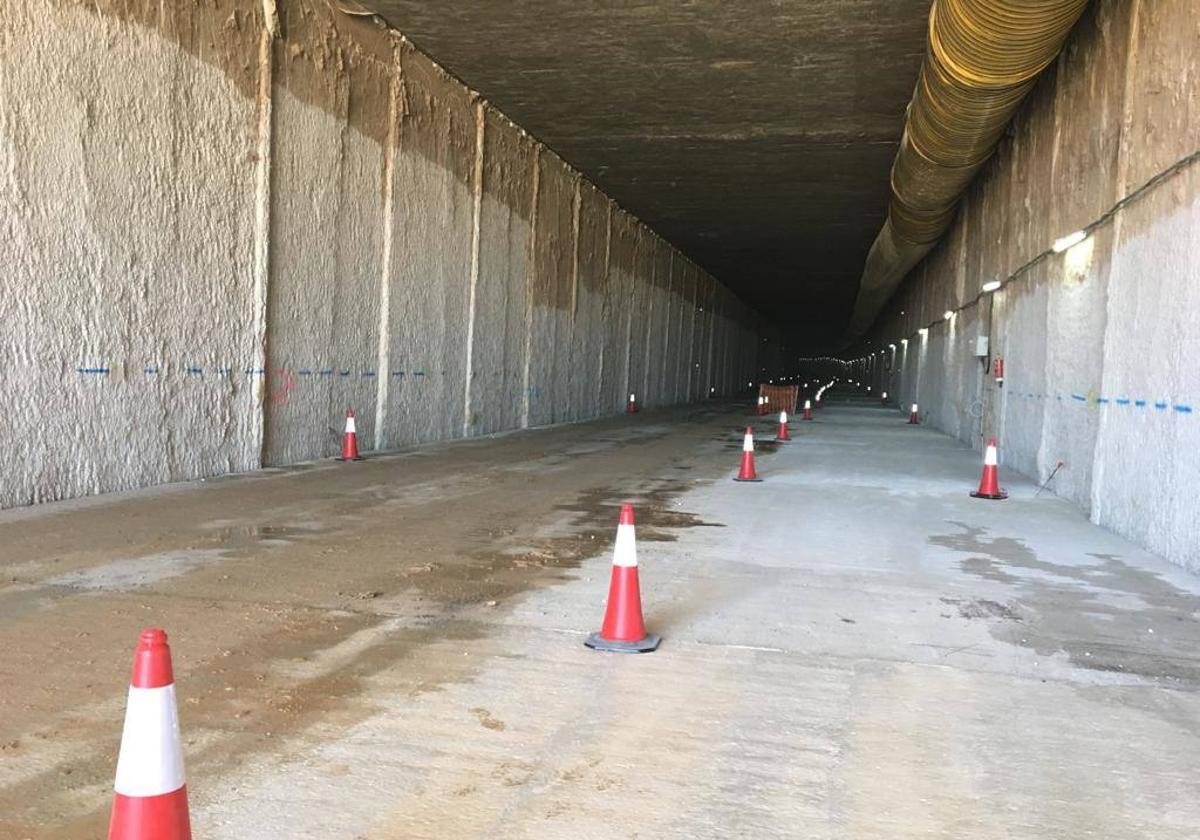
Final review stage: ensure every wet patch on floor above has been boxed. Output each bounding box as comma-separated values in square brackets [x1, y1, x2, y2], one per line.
[940, 596, 1023, 622]
[44, 548, 230, 591]
[931, 521, 1200, 687]
[551, 481, 726, 543]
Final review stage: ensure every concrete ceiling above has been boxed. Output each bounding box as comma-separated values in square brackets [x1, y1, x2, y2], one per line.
[367, 1, 931, 348]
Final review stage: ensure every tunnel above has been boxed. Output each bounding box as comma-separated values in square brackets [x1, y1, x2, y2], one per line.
[2, 1, 1199, 837]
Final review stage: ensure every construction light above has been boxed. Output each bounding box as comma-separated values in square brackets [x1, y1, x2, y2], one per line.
[901, 338, 908, 346]
[1052, 230, 1087, 253]
[982, 280, 1002, 293]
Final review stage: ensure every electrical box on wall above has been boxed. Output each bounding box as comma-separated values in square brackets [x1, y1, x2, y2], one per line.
[974, 336, 990, 357]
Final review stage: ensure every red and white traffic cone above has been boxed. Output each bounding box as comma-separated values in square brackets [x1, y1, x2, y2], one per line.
[970, 438, 1008, 500]
[336, 410, 364, 461]
[908, 403, 920, 425]
[802, 399, 813, 421]
[733, 426, 762, 482]
[585, 504, 660, 653]
[108, 629, 191, 840]
[627, 393, 638, 414]
[776, 411, 790, 442]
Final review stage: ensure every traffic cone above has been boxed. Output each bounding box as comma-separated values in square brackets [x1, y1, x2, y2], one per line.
[908, 403, 920, 425]
[108, 629, 191, 840]
[802, 399, 813, 421]
[627, 393, 638, 414]
[336, 410, 364, 461]
[585, 504, 660, 653]
[733, 426, 762, 482]
[970, 438, 1008, 500]
[776, 411, 790, 442]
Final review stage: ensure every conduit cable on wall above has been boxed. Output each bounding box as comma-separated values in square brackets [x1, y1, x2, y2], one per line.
[845, 0, 1091, 340]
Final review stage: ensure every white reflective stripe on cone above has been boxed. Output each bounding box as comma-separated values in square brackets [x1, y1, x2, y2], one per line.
[113, 685, 186, 798]
[804, 400, 811, 409]
[629, 394, 636, 402]
[780, 411, 788, 424]
[743, 433, 754, 453]
[911, 404, 919, 413]
[345, 415, 357, 434]
[985, 445, 998, 466]
[612, 524, 638, 567]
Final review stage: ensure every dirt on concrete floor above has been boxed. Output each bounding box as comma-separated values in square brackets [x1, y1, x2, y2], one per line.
[0, 403, 774, 838]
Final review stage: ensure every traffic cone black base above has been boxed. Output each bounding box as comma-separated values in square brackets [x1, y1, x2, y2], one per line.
[970, 489, 1009, 500]
[584, 632, 661, 653]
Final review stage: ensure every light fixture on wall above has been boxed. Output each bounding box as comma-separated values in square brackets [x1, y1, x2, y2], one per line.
[982, 280, 1002, 293]
[1052, 230, 1087, 253]
[943, 310, 954, 321]
[919, 328, 929, 337]
[889, 343, 896, 350]
[901, 338, 908, 346]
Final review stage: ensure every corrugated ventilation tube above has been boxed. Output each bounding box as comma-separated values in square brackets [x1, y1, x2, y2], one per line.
[845, 0, 1090, 341]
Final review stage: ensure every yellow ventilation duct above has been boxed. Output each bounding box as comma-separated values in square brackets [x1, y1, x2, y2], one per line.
[846, 0, 1090, 340]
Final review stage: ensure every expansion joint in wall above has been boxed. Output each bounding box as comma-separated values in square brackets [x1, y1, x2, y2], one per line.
[373, 49, 402, 450]
[250, 27, 275, 466]
[462, 99, 486, 438]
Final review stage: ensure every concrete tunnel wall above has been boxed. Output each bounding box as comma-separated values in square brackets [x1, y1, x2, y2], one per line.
[0, 0, 763, 509]
[856, 0, 1200, 571]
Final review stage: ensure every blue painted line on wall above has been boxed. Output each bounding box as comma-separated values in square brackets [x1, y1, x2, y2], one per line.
[392, 370, 405, 377]
[186, 367, 203, 375]
[362, 371, 376, 377]
[319, 370, 333, 376]
[1096, 397, 1109, 404]
[339, 370, 351, 377]
[77, 367, 110, 375]
[1116, 398, 1130, 406]
[1135, 400, 1146, 408]
[1175, 405, 1193, 413]
[299, 369, 313, 376]
[1071, 394, 1086, 402]
[1155, 402, 1168, 410]
[144, 367, 159, 375]
[413, 370, 425, 376]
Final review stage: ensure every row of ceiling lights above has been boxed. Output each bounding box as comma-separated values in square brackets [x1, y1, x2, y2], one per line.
[849, 143, 1200, 365]
[845, 226, 1093, 363]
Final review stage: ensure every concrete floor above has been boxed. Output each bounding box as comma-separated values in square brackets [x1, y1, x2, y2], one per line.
[3, 395, 1200, 838]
